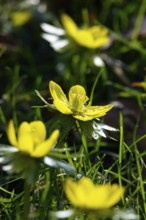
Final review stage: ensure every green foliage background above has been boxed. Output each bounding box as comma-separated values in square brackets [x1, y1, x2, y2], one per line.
[0, 0, 146, 219]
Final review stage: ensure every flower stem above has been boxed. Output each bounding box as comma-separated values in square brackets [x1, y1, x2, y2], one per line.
[23, 181, 31, 220]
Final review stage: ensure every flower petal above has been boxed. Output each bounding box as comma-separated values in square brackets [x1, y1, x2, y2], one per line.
[18, 121, 31, 136]
[74, 104, 112, 121]
[30, 121, 46, 145]
[18, 133, 34, 155]
[61, 14, 78, 37]
[85, 104, 113, 116]
[64, 178, 79, 206]
[64, 177, 125, 210]
[17, 122, 34, 154]
[61, 13, 109, 49]
[106, 184, 125, 208]
[49, 81, 72, 114]
[11, 11, 32, 26]
[40, 23, 65, 36]
[41, 33, 60, 44]
[69, 85, 88, 111]
[7, 120, 18, 147]
[71, 30, 93, 47]
[32, 129, 60, 158]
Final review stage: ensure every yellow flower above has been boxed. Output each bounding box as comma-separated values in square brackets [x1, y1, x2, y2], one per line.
[64, 177, 125, 210]
[61, 14, 109, 49]
[11, 11, 32, 26]
[49, 81, 113, 121]
[7, 120, 60, 158]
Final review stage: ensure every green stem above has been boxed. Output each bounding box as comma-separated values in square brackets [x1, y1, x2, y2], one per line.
[76, 121, 91, 170]
[131, 0, 146, 41]
[23, 181, 31, 220]
[134, 145, 146, 214]
[132, 116, 146, 215]
[118, 113, 125, 203]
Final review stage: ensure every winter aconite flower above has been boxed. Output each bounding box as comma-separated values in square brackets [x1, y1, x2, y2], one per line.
[7, 120, 60, 158]
[10, 11, 32, 26]
[49, 81, 113, 121]
[41, 14, 109, 51]
[61, 14, 109, 49]
[64, 177, 125, 210]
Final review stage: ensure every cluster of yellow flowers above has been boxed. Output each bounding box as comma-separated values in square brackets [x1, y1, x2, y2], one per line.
[2, 10, 125, 215]
[7, 81, 113, 157]
[6, 80, 125, 211]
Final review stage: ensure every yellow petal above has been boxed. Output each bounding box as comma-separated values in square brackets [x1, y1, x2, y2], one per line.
[65, 177, 94, 208]
[11, 11, 32, 26]
[85, 104, 113, 116]
[49, 81, 72, 114]
[64, 177, 125, 210]
[18, 133, 34, 155]
[94, 37, 109, 48]
[73, 30, 109, 48]
[30, 121, 46, 145]
[76, 178, 95, 207]
[17, 121, 33, 153]
[61, 13, 109, 49]
[7, 120, 18, 147]
[61, 14, 78, 37]
[18, 121, 31, 136]
[105, 184, 125, 208]
[32, 129, 60, 157]
[69, 85, 88, 111]
[72, 30, 94, 48]
[64, 178, 79, 206]
[89, 26, 108, 37]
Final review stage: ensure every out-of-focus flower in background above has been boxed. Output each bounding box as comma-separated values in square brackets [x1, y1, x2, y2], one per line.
[61, 14, 109, 49]
[41, 13, 110, 51]
[10, 11, 32, 26]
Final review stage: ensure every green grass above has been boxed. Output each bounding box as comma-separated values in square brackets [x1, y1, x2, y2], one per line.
[0, 0, 146, 219]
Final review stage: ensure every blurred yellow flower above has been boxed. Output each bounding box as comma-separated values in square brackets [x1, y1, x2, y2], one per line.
[11, 11, 32, 26]
[64, 177, 125, 209]
[7, 120, 60, 158]
[49, 81, 112, 121]
[61, 14, 109, 49]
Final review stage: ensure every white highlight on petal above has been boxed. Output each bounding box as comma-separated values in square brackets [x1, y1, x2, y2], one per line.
[41, 33, 69, 51]
[41, 33, 59, 43]
[93, 56, 105, 67]
[92, 121, 118, 140]
[25, 0, 40, 5]
[2, 164, 13, 172]
[51, 39, 69, 51]
[113, 209, 138, 220]
[41, 23, 65, 36]
[0, 157, 6, 163]
[50, 209, 74, 219]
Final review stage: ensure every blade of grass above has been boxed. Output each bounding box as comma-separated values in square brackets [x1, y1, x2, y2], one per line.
[89, 69, 103, 105]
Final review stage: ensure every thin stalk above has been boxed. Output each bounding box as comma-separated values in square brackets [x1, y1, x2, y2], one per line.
[23, 181, 31, 220]
[131, 0, 146, 41]
[76, 121, 91, 169]
[89, 69, 103, 105]
[118, 113, 125, 203]
[133, 115, 146, 215]
[134, 145, 146, 214]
